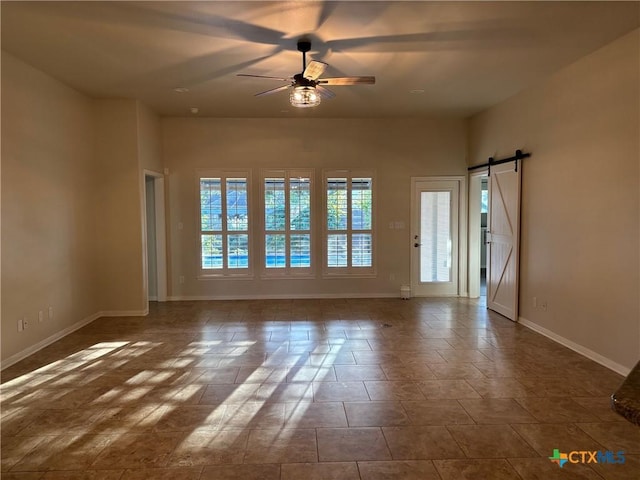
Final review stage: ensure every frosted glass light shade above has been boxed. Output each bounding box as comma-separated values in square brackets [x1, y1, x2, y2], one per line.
[290, 86, 321, 108]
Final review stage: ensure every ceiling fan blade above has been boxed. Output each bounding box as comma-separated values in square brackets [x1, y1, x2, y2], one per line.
[315, 1, 338, 29]
[254, 85, 290, 97]
[326, 27, 525, 53]
[114, 3, 287, 47]
[316, 85, 336, 99]
[176, 47, 282, 88]
[237, 74, 292, 81]
[318, 76, 375, 86]
[303, 60, 328, 81]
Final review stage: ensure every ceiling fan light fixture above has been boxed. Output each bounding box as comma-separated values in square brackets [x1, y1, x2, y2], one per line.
[290, 85, 321, 108]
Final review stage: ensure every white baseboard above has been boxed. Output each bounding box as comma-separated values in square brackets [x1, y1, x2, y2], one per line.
[1, 309, 148, 371]
[98, 309, 149, 317]
[518, 316, 630, 376]
[1, 311, 101, 371]
[167, 293, 399, 301]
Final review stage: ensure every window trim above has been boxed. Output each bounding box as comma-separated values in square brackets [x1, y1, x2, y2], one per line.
[322, 169, 376, 278]
[260, 168, 315, 278]
[197, 169, 253, 279]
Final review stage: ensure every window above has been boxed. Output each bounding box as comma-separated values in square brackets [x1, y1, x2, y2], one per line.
[199, 171, 250, 276]
[420, 191, 452, 282]
[263, 170, 312, 275]
[324, 171, 374, 275]
[481, 185, 488, 214]
[197, 168, 373, 280]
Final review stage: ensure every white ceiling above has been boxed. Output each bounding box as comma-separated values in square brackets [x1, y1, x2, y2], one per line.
[2, 1, 638, 118]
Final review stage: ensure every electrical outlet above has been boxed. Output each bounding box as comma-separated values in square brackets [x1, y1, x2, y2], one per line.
[540, 301, 548, 311]
[23, 317, 28, 330]
[48, 306, 54, 320]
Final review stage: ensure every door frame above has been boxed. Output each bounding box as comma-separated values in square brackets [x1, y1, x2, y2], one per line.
[468, 169, 488, 298]
[410, 176, 467, 297]
[142, 170, 168, 303]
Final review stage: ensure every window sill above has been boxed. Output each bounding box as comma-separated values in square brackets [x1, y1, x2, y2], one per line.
[322, 272, 377, 279]
[260, 272, 316, 280]
[197, 273, 255, 280]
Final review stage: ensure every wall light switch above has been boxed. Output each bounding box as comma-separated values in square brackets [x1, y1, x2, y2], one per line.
[48, 306, 54, 320]
[38, 311, 44, 322]
[17, 319, 24, 332]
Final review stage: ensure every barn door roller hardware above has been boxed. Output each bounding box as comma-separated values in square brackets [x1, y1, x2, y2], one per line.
[468, 149, 531, 176]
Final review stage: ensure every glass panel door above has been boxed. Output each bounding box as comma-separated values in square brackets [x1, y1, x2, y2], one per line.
[411, 178, 461, 297]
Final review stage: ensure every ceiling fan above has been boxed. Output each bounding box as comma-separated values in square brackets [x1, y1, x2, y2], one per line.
[237, 39, 375, 108]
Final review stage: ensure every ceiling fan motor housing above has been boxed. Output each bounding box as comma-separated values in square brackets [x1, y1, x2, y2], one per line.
[297, 40, 312, 53]
[293, 73, 316, 87]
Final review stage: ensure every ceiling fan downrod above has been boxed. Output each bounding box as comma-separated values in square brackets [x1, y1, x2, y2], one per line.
[297, 39, 312, 72]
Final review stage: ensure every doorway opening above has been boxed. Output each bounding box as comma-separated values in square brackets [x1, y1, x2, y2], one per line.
[143, 171, 167, 303]
[468, 170, 488, 301]
[468, 159, 522, 320]
[480, 178, 488, 297]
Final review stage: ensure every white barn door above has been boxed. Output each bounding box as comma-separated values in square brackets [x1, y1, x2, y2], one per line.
[486, 162, 521, 320]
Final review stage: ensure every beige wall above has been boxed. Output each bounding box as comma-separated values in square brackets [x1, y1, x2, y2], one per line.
[93, 99, 163, 313]
[136, 101, 163, 304]
[1, 54, 161, 363]
[1, 52, 98, 361]
[137, 102, 163, 174]
[92, 100, 147, 313]
[468, 29, 640, 371]
[161, 117, 467, 299]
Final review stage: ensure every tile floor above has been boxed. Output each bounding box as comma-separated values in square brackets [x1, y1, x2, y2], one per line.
[1, 298, 638, 479]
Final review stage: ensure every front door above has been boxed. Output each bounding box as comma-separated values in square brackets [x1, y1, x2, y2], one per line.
[486, 161, 521, 320]
[411, 178, 461, 296]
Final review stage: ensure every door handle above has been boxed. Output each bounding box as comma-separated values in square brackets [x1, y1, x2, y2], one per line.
[414, 243, 421, 248]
